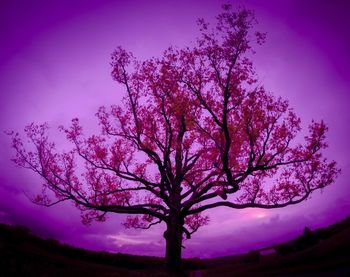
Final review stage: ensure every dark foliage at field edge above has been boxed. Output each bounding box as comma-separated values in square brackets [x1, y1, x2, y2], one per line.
[201, 217, 350, 277]
[0, 223, 201, 276]
[1, 216, 350, 276]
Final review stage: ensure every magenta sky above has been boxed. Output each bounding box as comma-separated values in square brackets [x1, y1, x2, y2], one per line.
[1, 0, 350, 258]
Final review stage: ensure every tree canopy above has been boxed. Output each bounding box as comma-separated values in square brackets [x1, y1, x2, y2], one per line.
[10, 4, 339, 272]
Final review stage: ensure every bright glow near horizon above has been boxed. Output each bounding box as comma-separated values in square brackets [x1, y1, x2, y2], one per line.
[255, 213, 267, 219]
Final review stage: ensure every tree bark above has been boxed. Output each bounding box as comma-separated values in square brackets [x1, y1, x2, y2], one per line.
[164, 215, 183, 274]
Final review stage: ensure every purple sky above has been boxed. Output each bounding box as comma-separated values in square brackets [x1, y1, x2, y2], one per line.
[1, 0, 350, 258]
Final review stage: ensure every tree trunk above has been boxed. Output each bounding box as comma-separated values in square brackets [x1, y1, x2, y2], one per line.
[164, 215, 183, 274]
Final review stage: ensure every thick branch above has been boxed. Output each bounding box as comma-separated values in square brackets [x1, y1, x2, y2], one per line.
[186, 190, 313, 216]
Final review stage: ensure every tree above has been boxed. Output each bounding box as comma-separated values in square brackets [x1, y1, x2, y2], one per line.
[10, 4, 339, 273]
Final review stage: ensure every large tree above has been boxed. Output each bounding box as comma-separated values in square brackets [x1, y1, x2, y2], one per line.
[11, 4, 339, 273]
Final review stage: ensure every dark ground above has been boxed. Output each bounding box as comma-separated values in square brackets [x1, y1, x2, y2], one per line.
[1, 217, 350, 276]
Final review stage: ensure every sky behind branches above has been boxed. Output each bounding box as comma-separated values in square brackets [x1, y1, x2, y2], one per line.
[0, 0, 349, 258]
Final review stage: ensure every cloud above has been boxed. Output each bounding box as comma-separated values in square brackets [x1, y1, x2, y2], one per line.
[107, 233, 162, 247]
